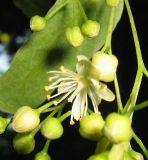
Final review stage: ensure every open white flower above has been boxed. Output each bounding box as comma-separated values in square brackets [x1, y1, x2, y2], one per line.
[45, 55, 115, 124]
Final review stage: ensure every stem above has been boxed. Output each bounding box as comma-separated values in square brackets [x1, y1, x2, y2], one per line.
[101, 7, 116, 54]
[37, 101, 55, 113]
[133, 132, 148, 159]
[43, 140, 51, 152]
[133, 100, 148, 110]
[101, 6, 123, 112]
[143, 67, 148, 78]
[58, 111, 71, 122]
[114, 75, 123, 112]
[45, 0, 70, 20]
[123, 70, 143, 113]
[126, 100, 148, 116]
[123, 0, 144, 112]
[43, 105, 61, 113]
[124, 0, 144, 67]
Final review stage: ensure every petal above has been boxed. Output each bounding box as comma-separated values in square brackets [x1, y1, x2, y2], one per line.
[97, 83, 115, 101]
[80, 91, 87, 117]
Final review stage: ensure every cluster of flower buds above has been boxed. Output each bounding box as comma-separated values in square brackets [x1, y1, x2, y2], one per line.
[79, 112, 133, 143]
[66, 20, 100, 47]
[89, 146, 144, 160]
[7, 104, 65, 159]
[79, 112, 143, 160]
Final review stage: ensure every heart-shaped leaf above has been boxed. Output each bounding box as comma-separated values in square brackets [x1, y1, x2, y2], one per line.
[0, 0, 124, 113]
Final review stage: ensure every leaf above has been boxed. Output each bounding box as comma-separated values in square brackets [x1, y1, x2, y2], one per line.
[0, 0, 124, 113]
[13, 0, 53, 17]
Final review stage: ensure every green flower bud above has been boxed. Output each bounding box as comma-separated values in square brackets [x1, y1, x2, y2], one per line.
[106, 0, 120, 7]
[129, 150, 144, 160]
[91, 52, 118, 82]
[41, 117, 63, 140]
[12, 106, 40, 133]
[13, 133, 35, 154]
[79, 113, 105, 141]
[81, 20, 100, 37]
[30, 15, 46, 31]
[66, 26, 84, 47]
[103, 113, 133, 143]
[35, 151, 51, 160]
[88, 151, 109, 160]
[0, 117, 10, 134]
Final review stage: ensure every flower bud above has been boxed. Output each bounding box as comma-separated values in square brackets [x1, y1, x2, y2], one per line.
[66, 26, 84, 47]
[91, 52, 118, 82]
[81, 20, 100, 37]
[41, 117, 63, 140]
[88, 151, 109, 160]
[13, 133, 35, 154]
[129, 150, 144, 160]
[106, 0, 120, 7]
[35, 151, 51, 160]
[30, 15, 46, 31]
[79, 113, 105, 141]
[12, 106, 40, 133]
[0, 117, 10, 134]
[103, 113, 133, 143]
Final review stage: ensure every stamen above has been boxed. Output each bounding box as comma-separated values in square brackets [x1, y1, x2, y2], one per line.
[48, 76, 59, 82]
[68, 87, 81, 102]
[44, 86, 49, 91]
[49, 83, 76, 100]
[60, 66, 66, 73]
[49, 77, 75, 89]
[47, 95, 51, 100]
[53, 101, 58, 106]
[55, 88, 75, 104]
[70, 120, 75, 125]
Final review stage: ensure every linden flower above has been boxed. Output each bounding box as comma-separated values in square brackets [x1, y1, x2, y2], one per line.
[45, 56, 115, 124]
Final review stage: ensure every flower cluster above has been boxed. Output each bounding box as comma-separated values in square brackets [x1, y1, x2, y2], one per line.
[45, 55, 116, 124]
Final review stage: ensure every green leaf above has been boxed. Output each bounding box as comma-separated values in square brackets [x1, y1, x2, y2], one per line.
[13, 0, 53, 17]
[0, 0, 124, 113]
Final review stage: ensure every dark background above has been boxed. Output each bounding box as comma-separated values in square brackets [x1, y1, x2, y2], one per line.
[0, 0, 148, 160]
